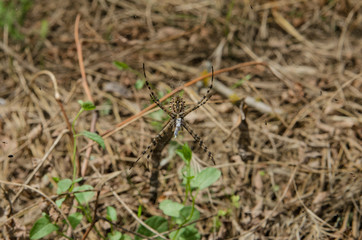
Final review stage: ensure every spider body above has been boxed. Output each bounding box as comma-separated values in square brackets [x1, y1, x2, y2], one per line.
[131, 64, 216, 169]
[169, 95, 187, 138]
[174, 118, 182, 138]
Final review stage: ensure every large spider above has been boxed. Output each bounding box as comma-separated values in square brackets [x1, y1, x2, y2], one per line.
[132, 65, 216, 168]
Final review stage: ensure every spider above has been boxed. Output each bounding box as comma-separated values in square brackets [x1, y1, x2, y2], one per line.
[131, 64, 216, 168]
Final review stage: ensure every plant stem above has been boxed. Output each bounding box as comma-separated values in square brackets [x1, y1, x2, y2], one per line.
[71, 109, 84, 183]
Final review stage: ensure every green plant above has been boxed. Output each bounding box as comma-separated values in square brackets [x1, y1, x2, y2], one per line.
[29, 101, 106, 239]
[106, 206, 132, 240]
[135, 144, 221, 240]
[113, 61, 144, 89]
[0, 0, 32, 39]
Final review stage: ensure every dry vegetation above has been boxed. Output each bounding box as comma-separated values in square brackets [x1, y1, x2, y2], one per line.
[0, 0, 361, 239]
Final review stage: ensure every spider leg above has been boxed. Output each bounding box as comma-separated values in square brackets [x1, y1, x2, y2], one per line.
[182, 121, 215, 165]
[183, 66, 214, 116]
[143, 64, 175, 117]
[130, 119, 173, 169]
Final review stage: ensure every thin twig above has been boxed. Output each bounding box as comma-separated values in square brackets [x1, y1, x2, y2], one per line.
[74, 14, 98, 177]
[30, 71, 73, 141]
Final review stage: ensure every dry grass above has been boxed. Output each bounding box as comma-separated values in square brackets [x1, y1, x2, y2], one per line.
[0, 0, 361, 239]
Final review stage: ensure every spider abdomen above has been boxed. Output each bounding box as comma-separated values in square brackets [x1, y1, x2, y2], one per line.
[174, 118, 182, 138]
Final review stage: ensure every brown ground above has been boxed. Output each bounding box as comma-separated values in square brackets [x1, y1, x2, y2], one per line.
[0, 0, 361, 239]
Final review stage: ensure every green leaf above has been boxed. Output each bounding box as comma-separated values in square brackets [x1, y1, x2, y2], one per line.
[55, 197, 66, 208]
[176, 144, 192, 163]
[121, 234, 132, 240]
[191, 168, 221, 190]
[217, 209, 228, 217]
[56, 178, 72, 194]
[78, 131, 105, 149]
[137, 205, 142, 217]
[170, 225, 200, 240]
[135, 216, 168, 240]
[67, 212, 83, 229]
[78, 101, 96, 111]
[113, 61, 130, 70]
[159, 200, 184, 218]
[231, 195, 240, 208]
[106, 206, 118, 222]
[52, 177, 60, 182]
[40, 19, 48, 38]
[107, 231, 123, 240]
[72, 185, 94, 204]
[175, 206, 200, 225]
[273, 184, 280, 192]
[74, 177, 83, 183]
[231, 74, 252, 89]
[135, 79, 145, 90]
[30, 215, 59, 239]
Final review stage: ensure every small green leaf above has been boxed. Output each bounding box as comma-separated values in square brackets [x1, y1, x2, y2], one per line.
[52, 177, 60, 182]
[30, 215, 59, 239]
[170, 225, 200, 240]
[135, 79, 145, 90]
[121, 234, 133, 240]
[57, 178, 72, 194]
[67, 212, 83, 229]
[191, 168, 221, 190]
[231, 74, 252, 89]
[159, 200, 184, 218]
[106, 206, 118, 222]
[74, 177, 83, 183]
[135, 216, 168, 240]
[175, 206, 200, 225]
[113, 61, 130, 70]
[176, 144, 192, 163]
[273, 184, 280, 192]
[137, 205, 142, 217]
[231, 195, 240, 208]
[72, 185, 94, 204]
[107, 231, 123, 240]
[78, 131, 105, 149]
[217, 209, 228, 216]
[78, 101, 96, 111]
[56, 197, 66, 208]
[40, 19, 48, 38]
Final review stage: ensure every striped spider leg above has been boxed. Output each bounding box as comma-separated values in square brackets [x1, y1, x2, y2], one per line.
[130, 119, 174, 169]
[181, 121, 215, 164]
[143, 64, 175, 118]
[181, 66, 214, 116]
